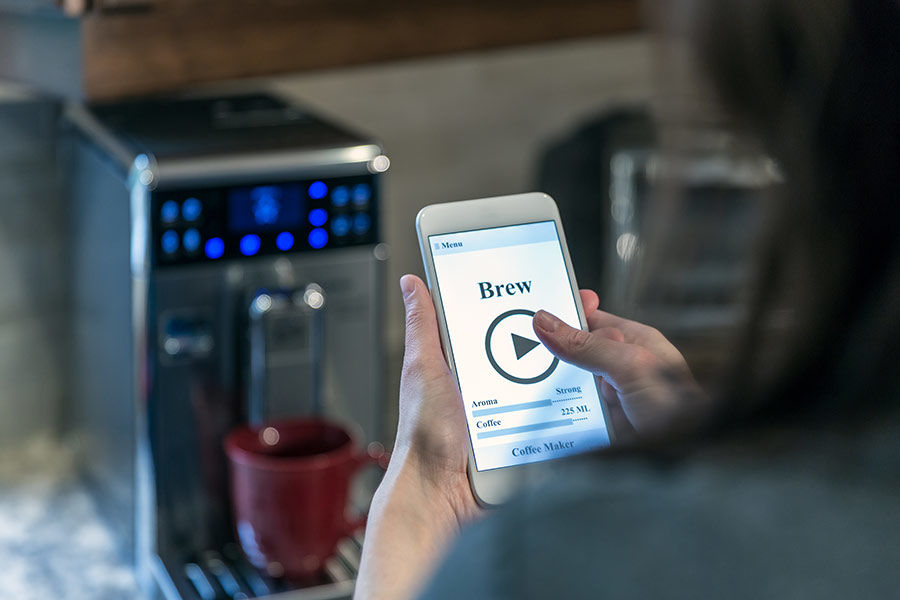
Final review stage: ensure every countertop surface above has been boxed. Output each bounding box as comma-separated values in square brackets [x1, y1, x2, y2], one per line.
[0, 436, 142, 600]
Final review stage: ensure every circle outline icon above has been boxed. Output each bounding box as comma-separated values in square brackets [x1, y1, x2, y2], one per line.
[484, 309, 559, 384]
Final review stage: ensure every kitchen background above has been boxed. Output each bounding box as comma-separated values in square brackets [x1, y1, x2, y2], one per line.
[0, 4, 662, 597]
[0, 34, 653, 447]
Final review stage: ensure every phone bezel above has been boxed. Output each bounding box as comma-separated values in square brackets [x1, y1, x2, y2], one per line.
[415, 192, 615, 507]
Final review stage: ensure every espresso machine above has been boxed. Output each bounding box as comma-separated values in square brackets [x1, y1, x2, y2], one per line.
[63, 93, 389, 599]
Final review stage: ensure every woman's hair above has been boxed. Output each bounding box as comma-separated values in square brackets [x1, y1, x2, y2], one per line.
[654, 0, 900, 428]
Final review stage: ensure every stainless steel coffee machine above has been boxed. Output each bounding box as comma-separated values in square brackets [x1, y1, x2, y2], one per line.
[63, 93, 389, 599]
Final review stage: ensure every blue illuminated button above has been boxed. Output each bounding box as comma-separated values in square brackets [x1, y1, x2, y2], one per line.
[161, 201, 179, 224]
[308, 228, 328, 249]
[352, 184, 372, 206]
[240, 234, 261, 256]
[161, 230, 179, 254]
[353, 213, 372, 235]
[182, 197, 202, 222]
[183, 228, 201, 253]
[276, 231, 295, 251]
[308, 208, 328, 227]
[205, 237, 225, 259]
[308, 181, 328, 200]
[331, 215, 351, 236]
[251, 186, 282, 225]
[331, 185, 350, 207]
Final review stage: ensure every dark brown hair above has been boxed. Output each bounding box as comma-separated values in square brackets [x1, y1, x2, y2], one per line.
[661, 0, 900, 428]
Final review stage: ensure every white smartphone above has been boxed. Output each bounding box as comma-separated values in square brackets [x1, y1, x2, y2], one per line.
[416, 192, 614, 506]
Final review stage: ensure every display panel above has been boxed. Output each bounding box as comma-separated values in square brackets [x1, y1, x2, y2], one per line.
[430, 221, 610, 471]
[152, 176, 377, 266]
[227, 184, 304, 232]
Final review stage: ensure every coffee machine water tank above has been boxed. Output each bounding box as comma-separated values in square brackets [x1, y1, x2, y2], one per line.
[64, 93, 389, 599]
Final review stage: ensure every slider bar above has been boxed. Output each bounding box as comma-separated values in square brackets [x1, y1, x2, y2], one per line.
[476, 418, 574, 439]
[472, 398, 552, 417]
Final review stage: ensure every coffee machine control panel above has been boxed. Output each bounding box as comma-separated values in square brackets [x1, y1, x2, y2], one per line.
[152, 175, 378, 266]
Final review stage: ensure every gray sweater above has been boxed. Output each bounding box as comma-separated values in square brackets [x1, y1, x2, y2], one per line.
[419, 427, 900, 598]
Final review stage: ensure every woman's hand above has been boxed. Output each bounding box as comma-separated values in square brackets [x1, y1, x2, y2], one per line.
[355, 275, 480, 600]
[533, 290, 705, 440]
[356, 279, 702, 600]
[390, 275, 479, 512]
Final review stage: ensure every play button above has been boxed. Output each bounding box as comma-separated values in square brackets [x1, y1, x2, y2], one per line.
[485, 309, 559, 385]
[511, 333, 540, 360]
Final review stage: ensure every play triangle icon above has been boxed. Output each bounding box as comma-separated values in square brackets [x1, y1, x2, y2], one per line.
[511, 333, 541, 360]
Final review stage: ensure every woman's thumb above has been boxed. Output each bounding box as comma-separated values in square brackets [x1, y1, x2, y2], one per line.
[400, 275, 445, 366]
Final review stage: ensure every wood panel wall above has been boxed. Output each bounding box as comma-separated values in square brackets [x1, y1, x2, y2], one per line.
[80, 0, 641, 100]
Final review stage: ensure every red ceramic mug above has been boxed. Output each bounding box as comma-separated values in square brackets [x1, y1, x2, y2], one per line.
[224, 418, 385, 582]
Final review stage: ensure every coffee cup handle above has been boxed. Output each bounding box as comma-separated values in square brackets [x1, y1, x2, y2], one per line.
[343, 442, 390, 535]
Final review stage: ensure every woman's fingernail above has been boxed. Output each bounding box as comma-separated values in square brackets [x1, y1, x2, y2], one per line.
[400, 275, 416, 301]
[533, 310, 561, 333]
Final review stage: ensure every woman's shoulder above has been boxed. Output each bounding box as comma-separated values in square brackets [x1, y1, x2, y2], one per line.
[419, 427, 900, 599]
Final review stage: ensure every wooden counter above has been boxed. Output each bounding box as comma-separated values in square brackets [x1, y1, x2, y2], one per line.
[0, 0, 641, 101]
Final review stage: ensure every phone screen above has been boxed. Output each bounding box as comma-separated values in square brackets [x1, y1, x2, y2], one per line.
[429, 220, 610, 471]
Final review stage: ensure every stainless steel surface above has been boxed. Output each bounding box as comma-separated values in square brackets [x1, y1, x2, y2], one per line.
[65, 99, 386, 192]
[149, 246, 384, 565]
[153, 146, 385, 190]
[67, 126, 137, 550]
[64, 103, 139, 178]
[606, 148, 777, 328]
[604, 144, 778, 384]
[248, 284, 327, 425]
[65, 92, 387, 600]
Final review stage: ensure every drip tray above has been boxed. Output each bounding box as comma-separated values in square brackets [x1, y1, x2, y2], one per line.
[166, 533, 363, 600]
